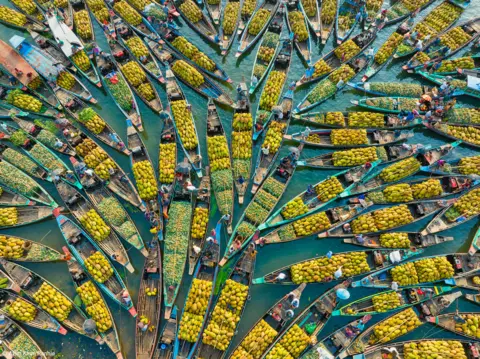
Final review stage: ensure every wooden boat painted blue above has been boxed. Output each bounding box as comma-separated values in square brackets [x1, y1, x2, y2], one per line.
[469, 225, 480, 255]
[335, 0, 363, 44]
[384, 0, 435, 26]
[347, 81, 433, 99]
[420, 156, 479, 177]
[0, 183, 35, 207]
[285, 0, 312, 65]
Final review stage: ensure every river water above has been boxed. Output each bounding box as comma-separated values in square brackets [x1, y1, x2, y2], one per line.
[0, 0, 479, 358]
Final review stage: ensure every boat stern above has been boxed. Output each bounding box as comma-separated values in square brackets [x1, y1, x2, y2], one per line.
[128, 306, 138, 317]
[125, 262, 135, 274]
[469, 245, 478, 256]
[252, 277, 265, 284]
[58, 326, 68, 335]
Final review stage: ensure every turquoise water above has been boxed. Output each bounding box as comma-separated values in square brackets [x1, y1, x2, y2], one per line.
[1, 0, 480, 357]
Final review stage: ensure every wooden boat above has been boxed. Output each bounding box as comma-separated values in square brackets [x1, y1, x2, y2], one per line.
[148, 29, 231, 83]
[444, 270, 480, 290]
[426, 121, 480, 148]
[295, 55, 369, 113]
[194, 243, 257, 359]
[0, 102, 28, 118]
[163, 163, 193, 319]
[344, 291, 462, 357]
[165, 66, 202, 177]
[218, 0, 242, 55]
[96, 49, 143, 131]
[285, 129, 412, 148]
[469, 225, 480, 255]
[71, 159, 147, 257]
[418, 71, 480, 99]
[45, 11, 102, 87]
[106, 36, 163, 113]
[231, 82, 252, 204]
[384, 0, 435, 26]
[256, 203, 370, 246]
[236, 0, 281, 57]
[252, 249, 421, 285]
[7, 0, 45, 22]
[0, 5, 47, 32]
[34, 0, 73, 27]
[0, 234, 63, 262]
[174, 0, 218, 46]
[358, 339, 480, 359]
[84, 0, 116, 37]
[53, 181, 134, 273]
[0, 159, 56, 206]
[228, 283, 307, 359]
[295, 143, 424, 169]
[175, 226, 221, 359]
[432, 55, 480, 76]
[0, 268, 20, 293]
[28, 29, 75, 72]
[351, 253, 480, 288]
[421, 155, 479, 177]
[158, 112, 178, 216]
[152, 306, 178, 359]
[248, 9, 284, 94]
[260, 161, 380, 231]
[299, 0, 320, 36]
[10, 116, 75, 156]
[324, 200, 453, 238]
[205, 99, 234, 231]
[188, 171, 211, 274]
[285, 1, 312, 64]
[112, 13, 165, 83]
[345, 232, 454, 249]
[348, 81, 436, 98]
[319, 0, 338, 44]
[252, 90, 294, 194]
[61, 248, 123, 359]
[0, 259, 100, 341]
[252, 38, 293, 140]
[71, 0, 96, 50]
[0, 144, 49, 181]
[403, 18, 480, 73]
[220, 145, 303, 266]
[351, 96, 443, 114]
[332, 285, 453, 316]
[335, 0, 363, 44]
[1, 88, 62, 119]
[205, 0, 221, 25]
[0, 315, 47, 359]
[10, 35, 97, 104]
[135, 240, 162, 359]
[297, 28, 376, 87]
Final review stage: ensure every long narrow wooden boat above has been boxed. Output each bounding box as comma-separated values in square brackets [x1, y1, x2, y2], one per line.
[348, 81, 437, 98]
[0, 145, 49, 181]
[1, 88, 62, 119]
[351, 96, 442, 114]
[296, 143, 424, 169]
[0, 234, 63, 262]
[221, 145, 302, 266]
[0, 5, 47, 33]
[444, 270, 480, 290]
[57, 217, 136, 318]
[426, 122, 480, 148]
[332, 285, 453, 316]
[106, 36, 163, 113]
[53, 181, 134, 273]
[0, 268, 20, 293]
[152, 306, 178, 359]
[174, 0, 218, 46]
[248, 10, 284, 94]
[256, 203, 369, 246]
[295, 56, 369, 113]
[285, 129, 412, 148]
[28, 29, 75, 72]
[112, 13, 165, 83]
[96, 49, 143, 131]
[62, 248, 123, 359]
[403, 18, 480, 73]
[319, 0, 337, 44]
[418, 71, 480, 99]
[135, 239, 162, 359]
[324, 200, 453, 238]
[252, 37, 293, 140]
[228, 283, 307, 359]
[84, 0, 116, 37]
[260, 161, 380, 231]
[285, 1, 312, 64]
[469, 225, 480, 255]
[34, 0, 73, 27]
[357, 339, 480, 359]
[188, 171, 211, 274]
[10, 35, 97, 103]
[299, 0, 320, 36]
[8, 0, 45, 22]
[236, 0, 281, 57]
[335, 0, 362, 44]
[194, 243, 257, 359]
[432, 55, 480, 76]
[0, 259, 101, 341]
[0, 159, 56, 206]
[345, 232, 454, 249]
[362, 0, 384, 30]
[71, 159, 147, 256]
[343, 291, 461, 357]
[351, 253, 480, 289]
[430, 312, 480, 341]
[71, 0, 96, 51]
[384, 0, 434, 26]
[10, 116, 75, 156]
[165, 66, 202, 177]
[218, 0, 242, 55]
[206, 99, 234, 233]
[421, 154, 480, 177]
[261, 280, 351, 359]
[0, 102, 28, 118]
[252, 90, 293, 194]
[0, 123, 82, 189]
[175, 226, 221, 359]
[236, 0, 257, 35]
[0, 314, 48, 359]
[205, 0, 221, 25]
[158, 112, 178, 216]
[163, 164, 193, 319]
[253, 249, 421, 285]
[231, 82, 252, 204]
[0, 289, 66, 334]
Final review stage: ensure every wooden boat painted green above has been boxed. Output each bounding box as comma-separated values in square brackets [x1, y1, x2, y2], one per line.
[252, 249, 422, 285]
[418, 71, 480, 99]
[384, 0, 434, 26]
[426, 122, 480, 148]
[260, 161, 380, 231]
[0, 5, 47, 32]
[0, 184, 35, 207]
[352, 253, 480, 288]
[420, 155, 480, 177]
[83, 0, 116, 37]
[469, 225, 480, 255]
[158, 112, 178, 218]
[285, 0, 312, 64]
[33, 0, 73, 27]
[228, 283, 307, 359]
[332, 285, 453, 316]
[431, 55, 480, 75]
[428, 312, 480, 342]
[0, 315, 48, 359]
[1, 90, 61, 119]
[0, 142, 50, 183]
[54, 180, 134, 273]
[0, 102, 28, 119]
[174, 0, 218, 46]
[351, 96, 444, 114]
[348, 81, 434, 98]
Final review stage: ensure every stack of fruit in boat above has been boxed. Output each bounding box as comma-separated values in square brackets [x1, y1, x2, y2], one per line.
[362, 0, 384, 30]
[0, 234, 63, 262]
[71, 0, 96, 51]
[85, 0, 116, 37]
[7, 0, 45, 22]
[429, 54, 480, 75]
[158, 113, 177, 213]
[110, 0, 159, 40]
[217, 0, 242, 55]
[0, 144, 48, 181]
[418, 71, 480, 99]
[348, 81, 436, 98]
[319, 0, 337, 44]
[237, 0, 259, 35]
[299, 0, 320, 36]
[352, 96, 446, 114]
[285, 0, 312, 64]
[436, 107, 480, 126]
[384, 0, 434, 25]
[175, 0, 218, 45]
[0, 5, 47, 32]
[426, 122, 480, 147]
[34, 0, 73, 26]
[335, 0, 364, 44]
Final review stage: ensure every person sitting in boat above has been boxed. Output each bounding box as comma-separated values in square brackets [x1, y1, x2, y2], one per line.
[343, 222, 352, 233]
[138, 318, 149, 332]
[121, 290, 132, 306]
[255, 122, 264, 132]
[355, 234, 365, 244]
[306, 184, 315, 197]
[305, 66, 315, 80]
[261, 145, 270, 156]
[54, 138, 64, 150]
[14, 68, 23, 76]
[275, 272, 287, 282]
